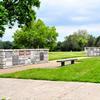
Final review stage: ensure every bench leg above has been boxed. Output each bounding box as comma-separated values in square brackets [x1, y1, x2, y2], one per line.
[71, 60, 74, 64]
[61, 62, 65, 66]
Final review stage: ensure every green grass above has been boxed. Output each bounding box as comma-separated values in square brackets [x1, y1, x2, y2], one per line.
[0, 57, 100, 83]
[49, 52, 85, 60]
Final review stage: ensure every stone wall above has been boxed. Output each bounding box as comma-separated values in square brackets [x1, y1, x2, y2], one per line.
[0, 49, 49, 69]
[85, 47, 100, 56]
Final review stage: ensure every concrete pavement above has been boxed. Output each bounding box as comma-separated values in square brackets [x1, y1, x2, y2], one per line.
[0, 78, 100, 100]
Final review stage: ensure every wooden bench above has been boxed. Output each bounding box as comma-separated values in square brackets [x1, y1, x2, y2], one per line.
[57, 58, 78, 66]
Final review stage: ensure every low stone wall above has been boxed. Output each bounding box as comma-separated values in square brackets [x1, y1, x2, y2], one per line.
[0, 49, 49, 69]
[85, 47, 100, 56]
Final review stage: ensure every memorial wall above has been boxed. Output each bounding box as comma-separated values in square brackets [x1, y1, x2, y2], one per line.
[0, 49, 49, 69]
[85, 47, 100, 56]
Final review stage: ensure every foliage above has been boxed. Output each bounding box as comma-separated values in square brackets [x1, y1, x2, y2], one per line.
[87, 35, 95, 47]
[62, 36, 81, 51]
[13, 19, 58, 50]
[1, 57, 100, 83]
[95, 36, 100, 47]
[0, 2, 8, 36]
[54, 41, 63, 51]
[0, 0, 40, 36]
[63, 30, 89, 51]
[0, 41, 13, 49]
[55, 30, 99, 51]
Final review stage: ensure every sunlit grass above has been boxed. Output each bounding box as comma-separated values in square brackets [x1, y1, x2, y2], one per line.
[49, 52, 85, 60]
[0, 57, 100, 83]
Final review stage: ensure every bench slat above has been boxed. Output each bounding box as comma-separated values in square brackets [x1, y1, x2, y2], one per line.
[57, 58, 78, 62]
[57, 58, 78, 66]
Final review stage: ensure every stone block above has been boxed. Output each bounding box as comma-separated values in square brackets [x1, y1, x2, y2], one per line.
[0, 49, 49, 68]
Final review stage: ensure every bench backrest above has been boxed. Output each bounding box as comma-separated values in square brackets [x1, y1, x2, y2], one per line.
[57, 58, 78, 62]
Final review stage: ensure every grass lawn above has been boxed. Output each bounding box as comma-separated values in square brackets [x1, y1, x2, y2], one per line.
[49, 52, 85, 60]
[0, 57, 100, 83]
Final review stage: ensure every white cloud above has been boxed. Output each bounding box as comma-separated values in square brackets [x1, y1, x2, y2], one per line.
[38, 0, 100, 25]
[57, 24, 100, 41]
[71, 16, 89, 21]
[37, 0, 100, 41]
[2, 0, 100, 41]
[40, 0, 99, 8]
[2, 24, 18, 41]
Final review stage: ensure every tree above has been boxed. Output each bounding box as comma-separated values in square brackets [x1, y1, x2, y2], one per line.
[3, 41, 13, 49]
[62, 36, 81, 51]
[95, 36, 100, 47]
[87, 35, 95, 47]
[0, 41, 4, 49]
[72, 30, 90, 50]
[0, 0, 40, 36]
[55, 41, 63, 51]
[61, 30, 90, 51]
[0, 2, 8, 36]
[0, 41, 13, 49]
[13, 19, 58, 50]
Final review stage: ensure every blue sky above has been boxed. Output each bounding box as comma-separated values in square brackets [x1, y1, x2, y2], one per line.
[2, 0, 100, 41]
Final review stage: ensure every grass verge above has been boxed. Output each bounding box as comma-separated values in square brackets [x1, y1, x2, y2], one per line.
[0, 57, 100, 83]
[49, 52, 85, 60]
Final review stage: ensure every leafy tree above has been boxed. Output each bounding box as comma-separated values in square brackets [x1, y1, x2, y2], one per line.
[95, 36, 100, 47]
[59, 30, 90, 51]
[87, 35, 95, 47]
[0, 41, 4, 49]
[55, 41, 63, 51]
[3, 41, 13, 49]
[13, 19, 58, 50]
[0, 2, 8, 36]
[72, 30, 90, 49]
[61, 36, 81, 51]
[0, 41, 13, 49]
[0, 0, 40, 36]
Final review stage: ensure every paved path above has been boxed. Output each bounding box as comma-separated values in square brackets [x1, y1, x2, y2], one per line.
[0, 78, 100, 100]
[0, 61, 60, 74]
[0, 57, 90, 74]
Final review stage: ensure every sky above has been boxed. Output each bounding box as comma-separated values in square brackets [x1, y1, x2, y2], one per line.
[2, 0, 100, 41]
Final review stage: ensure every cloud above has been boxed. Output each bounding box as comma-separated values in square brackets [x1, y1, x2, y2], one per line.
[2, 0, 100, 41]
[57, 24, 100, 41]
[2, 24, 18, 41]
[37, 0, 100, 26]
[36, 0, 100, 41]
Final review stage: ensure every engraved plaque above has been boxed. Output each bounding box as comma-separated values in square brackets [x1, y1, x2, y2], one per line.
[12, 55, 19, 65]
[19, 51, 25, 56]
[40, 52, 44, 61]
[26, 50, 31, 55]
